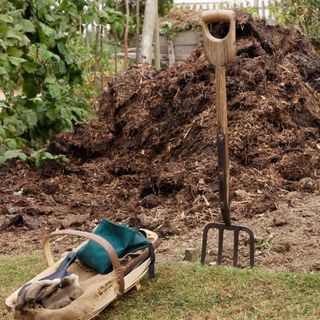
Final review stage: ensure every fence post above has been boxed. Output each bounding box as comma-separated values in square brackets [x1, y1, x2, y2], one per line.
[167, 39, 175, 67]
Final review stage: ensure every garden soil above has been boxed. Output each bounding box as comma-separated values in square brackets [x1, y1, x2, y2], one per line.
[0, 13, 319, 272]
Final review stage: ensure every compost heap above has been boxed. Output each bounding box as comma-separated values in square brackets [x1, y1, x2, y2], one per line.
[0, 13, 319, 242]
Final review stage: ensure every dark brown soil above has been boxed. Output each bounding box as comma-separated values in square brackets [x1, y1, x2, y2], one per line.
[0, 13, 319, 272]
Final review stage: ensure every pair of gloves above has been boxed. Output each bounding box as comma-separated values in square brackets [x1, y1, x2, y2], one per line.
[14, 252, 83, 311]
[14, 273, 83, 311]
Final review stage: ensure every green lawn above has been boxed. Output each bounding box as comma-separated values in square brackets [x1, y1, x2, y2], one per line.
[1, 253, 319, 320]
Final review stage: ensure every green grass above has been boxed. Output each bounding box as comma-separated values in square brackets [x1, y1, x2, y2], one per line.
[1, 254, 320, 320]
[0, 252, 45, 319]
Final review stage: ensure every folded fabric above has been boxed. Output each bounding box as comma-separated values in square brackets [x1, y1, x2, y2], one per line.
[76, 219, 151, 274]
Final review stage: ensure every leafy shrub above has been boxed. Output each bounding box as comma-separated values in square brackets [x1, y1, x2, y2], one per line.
[0, 0, 93, 159]
[271, 0, 320, 47]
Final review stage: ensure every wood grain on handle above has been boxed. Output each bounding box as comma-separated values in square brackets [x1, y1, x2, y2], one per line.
[215, 65, 228, 134]
[216, 65, 230, 221]
[43, 229, 125, 294]
[202, 10, 235, 23]
[201, 10, 236, 66]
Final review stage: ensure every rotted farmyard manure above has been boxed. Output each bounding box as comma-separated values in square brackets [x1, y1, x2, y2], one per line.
[0, 12, 319, 271]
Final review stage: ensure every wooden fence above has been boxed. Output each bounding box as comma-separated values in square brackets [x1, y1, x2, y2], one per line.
[174, 0, 281, 22]
[121, 31, 200, 66]
[158, 31, 201, 65]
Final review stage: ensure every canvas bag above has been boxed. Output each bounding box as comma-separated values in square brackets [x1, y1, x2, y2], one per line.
[76, 219, 151, 274]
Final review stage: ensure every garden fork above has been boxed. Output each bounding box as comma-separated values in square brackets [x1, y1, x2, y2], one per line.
[200, 10, 255, 268]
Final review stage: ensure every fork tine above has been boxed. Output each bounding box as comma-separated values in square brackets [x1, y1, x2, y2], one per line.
[217, 227, 224, 264]
[201, 224, 210, 265]
[233, 228, 239, 267]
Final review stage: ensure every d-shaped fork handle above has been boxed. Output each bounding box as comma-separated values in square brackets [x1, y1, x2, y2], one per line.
[201, 10, 236, 66]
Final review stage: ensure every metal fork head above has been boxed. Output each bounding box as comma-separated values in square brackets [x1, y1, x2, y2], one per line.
[201, 222, 255, 268]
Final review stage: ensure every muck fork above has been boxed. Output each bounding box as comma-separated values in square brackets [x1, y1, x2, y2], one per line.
[200, 10, 255, 268]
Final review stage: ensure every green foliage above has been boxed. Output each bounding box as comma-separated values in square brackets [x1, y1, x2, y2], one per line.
[159, 20, 201, 40]
[0, 0, 93, 162]
[0, 149, 27, 165]
[271, 0, 320, 46]
[242, 6, 260, 20]
[29, 149, 68, 167]
[0, 147, 67, 167]
[84, 3, 125, 33]
[69, 1, 125, 99]
[159, 21, 176, 39]
[255, 239, 272, 250]
[158, 0, 174, 17]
